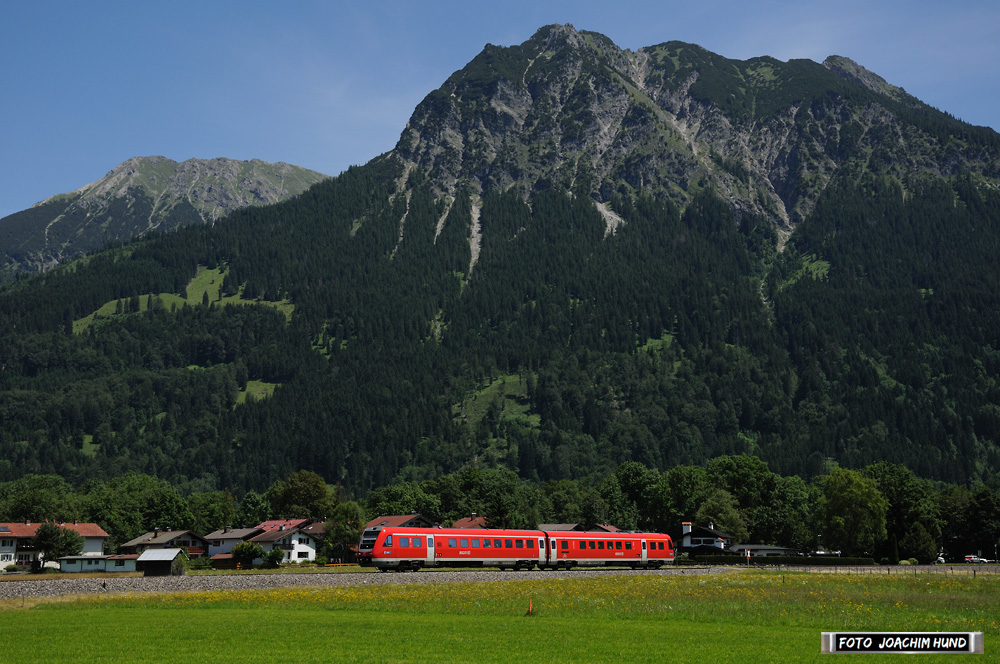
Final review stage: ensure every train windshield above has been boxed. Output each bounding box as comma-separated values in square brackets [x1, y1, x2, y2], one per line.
[359, 529, 379, 551]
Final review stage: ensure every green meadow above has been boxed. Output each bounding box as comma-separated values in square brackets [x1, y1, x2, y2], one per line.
[2, 570, 997, 662]
[73, 266, 293, 334]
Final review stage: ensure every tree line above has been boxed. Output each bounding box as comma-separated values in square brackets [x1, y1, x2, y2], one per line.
[4, 458, 998, 565]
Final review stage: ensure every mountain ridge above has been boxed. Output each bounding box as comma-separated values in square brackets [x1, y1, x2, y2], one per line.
[391, 24, 997, 235]
[0, 156, 328, 280]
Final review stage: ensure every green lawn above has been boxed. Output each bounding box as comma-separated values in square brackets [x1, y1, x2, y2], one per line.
[3, 570, 996, 662]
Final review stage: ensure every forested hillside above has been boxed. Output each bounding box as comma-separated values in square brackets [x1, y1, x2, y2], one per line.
[0, 25, 998, 504]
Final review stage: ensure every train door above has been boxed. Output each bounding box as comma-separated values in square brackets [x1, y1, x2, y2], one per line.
[537, 538, 545, 566]
[548, 537, 558, 566]
[426, 536, 435, 566]
[640, 538, 648, 565]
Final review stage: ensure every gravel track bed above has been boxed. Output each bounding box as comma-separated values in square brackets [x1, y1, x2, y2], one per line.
[0, 566, 723, 600]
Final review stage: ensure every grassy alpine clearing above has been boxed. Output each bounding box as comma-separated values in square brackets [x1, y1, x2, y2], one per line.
[2, 570, 997, 663]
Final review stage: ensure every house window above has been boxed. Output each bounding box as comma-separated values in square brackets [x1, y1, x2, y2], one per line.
[297, 552, 309, 559]
[1, 539, 12, 547]
[115, 560, 124, 567]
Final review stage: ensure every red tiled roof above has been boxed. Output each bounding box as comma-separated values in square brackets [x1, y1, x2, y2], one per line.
[452, 516, 490, 529]
[0, 522, 109, 538]
[364, 514, 435, 529]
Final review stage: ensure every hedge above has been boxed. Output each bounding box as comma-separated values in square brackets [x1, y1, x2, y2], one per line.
[689, 555, 876, 566]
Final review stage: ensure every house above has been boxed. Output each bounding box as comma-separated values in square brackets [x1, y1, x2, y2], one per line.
[204, 527, 264, 557]
[538, 523, 580, 532]
[137, 548, 187, 576]
[249, 523, 317, 564]
[452, 514, 490, 529]
[678, 522, 734, 554]
[58, 554, 138, 573]
[364, 514, 436, 530]
[536, 523, 621, 532]
[0, 522, 110, 567]
[119, 529, 210, 558]
[591, 523, 621, 533]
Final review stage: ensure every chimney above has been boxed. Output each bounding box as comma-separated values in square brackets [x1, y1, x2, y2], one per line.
[224, 526, 231, 533]
[682, 522, 692, 535]
[279, 525, 285, 531]
[709, 522, 715, 531]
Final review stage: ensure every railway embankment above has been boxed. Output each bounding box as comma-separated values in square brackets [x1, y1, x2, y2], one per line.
[0, 566, 726, 601]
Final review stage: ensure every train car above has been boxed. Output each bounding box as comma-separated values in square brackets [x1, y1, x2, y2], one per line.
[359, 525, 674, 571]
[544, 531, 673, 570]
[357, 526, 546, 571]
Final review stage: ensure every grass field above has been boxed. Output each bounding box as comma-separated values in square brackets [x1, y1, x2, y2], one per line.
[2, 570, 996, 662]
[73, 266, 294, 334]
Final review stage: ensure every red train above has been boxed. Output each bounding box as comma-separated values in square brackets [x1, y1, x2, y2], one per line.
[358, 526, 674, 571]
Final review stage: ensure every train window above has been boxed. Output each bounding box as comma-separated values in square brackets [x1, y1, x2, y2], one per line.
[413, 537, 422, 547]
[641, 541, 646, 550]
[494, 539, 503, 548]
[527, 539, 534, 549]
[598, 541, 605, 550]
[385, 535, 393, 547]
[625, 542, 632, 550]
[471, 539, 480, 548]
[400, 537, 409, 548]
[561, 541, 568, 550]
[589, 541, 596, 549]
[659, 542, 665, 550]
[504, 539, 513, 548]
[460, 538, 469, 548]
[428, 537, 434, 547]
[615, 541, 622, 550]
[448, 538, 457, 548]
[515, 539, 523, 548]
[483, 539, 491, 548]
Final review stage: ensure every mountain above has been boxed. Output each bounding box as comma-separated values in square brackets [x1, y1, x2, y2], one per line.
[0, 156, 328, 280]
[0, 25, 998, 496]
[397, 25, 997, 234]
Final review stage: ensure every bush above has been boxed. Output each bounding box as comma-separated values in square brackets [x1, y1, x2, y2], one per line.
[232, 541, 265, 568]
[314, 556, 328, 566]
[5, 564, 19, 573]
[263, 547, 285, 568]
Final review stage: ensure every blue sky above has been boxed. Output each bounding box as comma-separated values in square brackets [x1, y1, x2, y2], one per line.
[2, 1, 998, 219]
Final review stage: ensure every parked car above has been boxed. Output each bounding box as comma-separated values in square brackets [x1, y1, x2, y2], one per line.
[964, 555, 988, 563]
